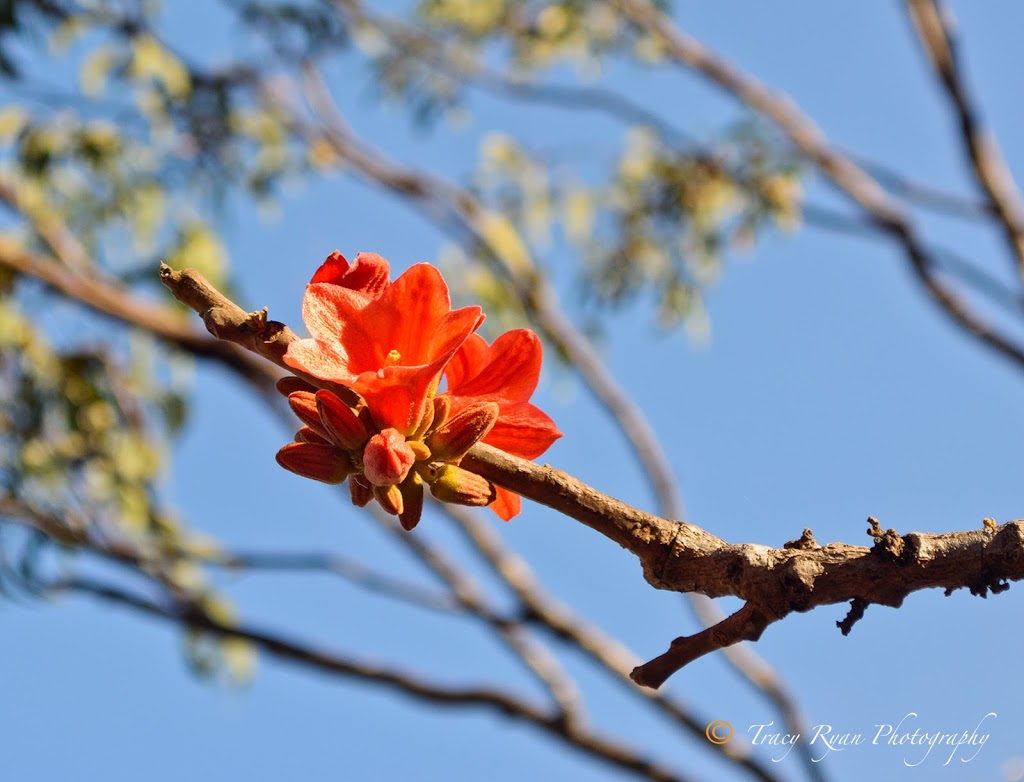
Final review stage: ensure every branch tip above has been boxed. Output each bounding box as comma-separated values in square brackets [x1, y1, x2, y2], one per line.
[631, 603, 772, 689]
[836, 597, 869, 636]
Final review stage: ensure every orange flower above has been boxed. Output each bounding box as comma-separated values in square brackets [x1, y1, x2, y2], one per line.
[442, 329, 562, 520]
[284, 256, 484, 435]
[276, 251, 562, 528]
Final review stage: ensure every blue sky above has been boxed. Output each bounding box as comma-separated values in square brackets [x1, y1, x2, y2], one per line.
[4, 2, 1024, 781]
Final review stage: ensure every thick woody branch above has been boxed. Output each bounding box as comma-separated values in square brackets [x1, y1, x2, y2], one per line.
[160, 263, 1024, 687]
[157, 263, 359, 406]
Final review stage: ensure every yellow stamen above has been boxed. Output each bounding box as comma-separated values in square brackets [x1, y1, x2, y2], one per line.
[384, 349, 402, 367]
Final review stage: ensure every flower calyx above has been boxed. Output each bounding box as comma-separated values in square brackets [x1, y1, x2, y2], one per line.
[276, 382, 500, 531]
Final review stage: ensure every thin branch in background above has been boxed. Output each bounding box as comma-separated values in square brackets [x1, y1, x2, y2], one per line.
[906, 0, 1024, 278]
[610, 0, 1024, 377]
[442, 504, 784, 782]
[802, 204, 1024, 317]
[0, 175, 93, 271]
[53, 576, 699, 782]
[369, 505, 587, 728]
[0, 238, 280, 394]
[2, 499, 647, 778]
[203, 549, 460, 615]
[848, 151, 993, 220]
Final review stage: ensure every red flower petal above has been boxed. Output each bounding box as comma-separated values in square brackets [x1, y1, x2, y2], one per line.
[310, 250, 351, 285]
[283, 336, 353, 384]
[446, 329, 543, 405]
[298, 283, 376, 363]
[339, 264, 483, 370]
[355, 359, 448, 434]
[444, 333, 488, 391]
[310, 250, 391, 298]
[483, 403, 562, 460]
[489, 487, 521, 521]
[287, 264, 484, 399]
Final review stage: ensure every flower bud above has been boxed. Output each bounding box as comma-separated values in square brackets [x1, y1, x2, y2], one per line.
[276, 376, 317, 398]
[410, 395, 436, 440]
[276, 442, 351, 484]
[316, 389, 368, 450]
[431, 394, 451, 429]
[363, 428, 416, 486]
[349, 475, 374, 507]
[288, 391, 331, 441]
[428, 464, 496, 507]
[427, 401, 499, 463]
[373, 483, 404, 516]
[398, 474, 425, 531]
[407, 440, 432, 462]
[295, 426, 329, 445]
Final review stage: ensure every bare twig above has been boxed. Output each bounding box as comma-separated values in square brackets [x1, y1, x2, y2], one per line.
[54, 576, 697, 782]
[0, 238, 277, 393]
[442, 505, 782, 782]
[906, 0, 1024, 277]
[0, 175, 92, 271]
[849, 151, 993, 220]
[371, 508, 587, 726]
[204, 549, 460, 615]
[609, 0, 1024, 376]
[632, 604, 772, 689]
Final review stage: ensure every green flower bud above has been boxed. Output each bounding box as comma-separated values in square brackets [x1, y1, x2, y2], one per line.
[427, 463, 496, 507]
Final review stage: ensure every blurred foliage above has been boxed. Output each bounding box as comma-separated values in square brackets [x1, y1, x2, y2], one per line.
[0, 0, 802, 683]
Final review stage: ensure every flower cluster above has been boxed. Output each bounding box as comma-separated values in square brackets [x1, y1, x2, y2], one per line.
[275, 251, 561, 529]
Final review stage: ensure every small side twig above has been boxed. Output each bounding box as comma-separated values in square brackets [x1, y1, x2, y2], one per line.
[630, 604, 773, 689]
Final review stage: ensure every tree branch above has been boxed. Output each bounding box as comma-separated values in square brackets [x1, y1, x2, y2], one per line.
[0, 237, 277, 393]
[631, 603, 771, 689]
[160, 262, 1024, 687]
[442, 504, 784, 782]
[53, 575, 698, 782]
[369, 506, 587, 726]
[609, 0, 1024, 377]
[906, 0, 1024, 277]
